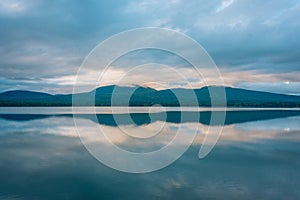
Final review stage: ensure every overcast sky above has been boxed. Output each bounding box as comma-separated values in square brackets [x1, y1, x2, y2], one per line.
[0, 0, 299, 94]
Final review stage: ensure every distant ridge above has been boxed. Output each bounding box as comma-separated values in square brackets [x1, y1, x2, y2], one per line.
[0, 85, 300, 107]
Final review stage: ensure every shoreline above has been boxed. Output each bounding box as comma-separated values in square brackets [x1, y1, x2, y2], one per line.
[1, 106, 300, 114]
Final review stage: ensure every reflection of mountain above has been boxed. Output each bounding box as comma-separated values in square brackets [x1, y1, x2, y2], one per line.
[1, 85, 300, 107]
[1, 110, 300, 126]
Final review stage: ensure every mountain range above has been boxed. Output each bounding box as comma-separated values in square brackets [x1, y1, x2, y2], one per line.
[0, 85, 300, 107]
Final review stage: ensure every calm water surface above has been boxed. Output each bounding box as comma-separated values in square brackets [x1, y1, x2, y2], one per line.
[0, 108, 300, 199]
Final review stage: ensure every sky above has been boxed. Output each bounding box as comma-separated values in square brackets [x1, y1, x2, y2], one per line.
[0, 0, 300, 94]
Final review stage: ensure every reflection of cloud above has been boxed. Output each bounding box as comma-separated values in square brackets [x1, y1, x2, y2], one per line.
[76, 119, 201, 153]
[234, 116, 300, 132]
[1, 114, 300, 199]
[217, 116, 300, 144]
[2, 113, 300, 146]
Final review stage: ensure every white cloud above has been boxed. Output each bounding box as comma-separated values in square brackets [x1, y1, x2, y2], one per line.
[215, 0, 235, 13]
[0, 0, 25, 13]
[0, 0, 37, 15]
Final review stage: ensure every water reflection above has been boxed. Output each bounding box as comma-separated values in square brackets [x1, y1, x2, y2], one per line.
[0, 110, 300, 199]
[1, 110, 300, 126]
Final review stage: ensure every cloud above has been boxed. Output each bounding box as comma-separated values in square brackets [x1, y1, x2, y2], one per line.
[0, 0, 299, 94]
[215, 0, 235, 13]
[0, 0, 29, 14]
[236, 81, 300, 95]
